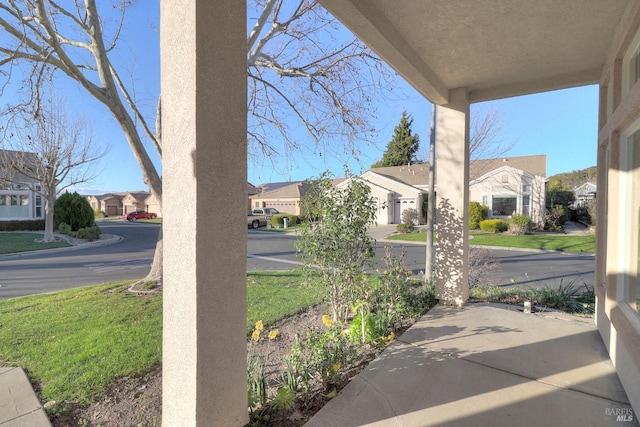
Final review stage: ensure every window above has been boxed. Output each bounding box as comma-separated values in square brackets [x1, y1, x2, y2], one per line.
[36, 196, 42, 218]
[631, 46, 640, 90]
[620, 125, 640, 316]
[523, 195, 530, 216]
[492, 196, 516, 216]
[482, 195, 488, 206]
[523, 184, 531, 193]
[501, 174, 509, 183]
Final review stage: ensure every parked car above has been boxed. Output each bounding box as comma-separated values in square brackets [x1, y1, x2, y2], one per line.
[247, 208, 280, 229]
[123, 211, 157, 221]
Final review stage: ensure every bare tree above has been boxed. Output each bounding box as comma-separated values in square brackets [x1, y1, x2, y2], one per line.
[470, 105, 516, 160]
[0, 0, 398, 284]
[0, 97, 105, 242]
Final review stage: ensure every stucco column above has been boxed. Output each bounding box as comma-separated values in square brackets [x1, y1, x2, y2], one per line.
[435, 88, 470, 306]
[161, 1, 248, 426]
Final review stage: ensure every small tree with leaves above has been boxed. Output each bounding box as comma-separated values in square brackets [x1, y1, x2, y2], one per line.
[372, 111, 420, 167]
[295, 174, 377, 326]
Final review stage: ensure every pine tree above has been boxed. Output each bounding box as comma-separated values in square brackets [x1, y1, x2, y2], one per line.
[372, 111, 420, 167]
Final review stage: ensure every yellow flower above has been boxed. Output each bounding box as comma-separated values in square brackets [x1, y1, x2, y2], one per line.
[322, 314, 334, 327]
[255, 320, 264, 331]
[251, 329, 261, 341]
[387, 331, 396, 342]
[340, 329, 348, 338]
[332, 363, 341, 372]
[268, 329, 280, 340]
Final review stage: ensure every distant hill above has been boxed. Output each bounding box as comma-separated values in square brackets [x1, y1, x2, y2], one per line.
[548, 166, 597, 191]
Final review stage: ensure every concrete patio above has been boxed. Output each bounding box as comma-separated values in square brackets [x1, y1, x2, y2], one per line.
[307, 303, 636, 427]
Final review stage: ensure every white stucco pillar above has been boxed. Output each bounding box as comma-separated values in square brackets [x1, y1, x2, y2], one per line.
[161, 1, 248, 426]
[435, 88, 470, 306]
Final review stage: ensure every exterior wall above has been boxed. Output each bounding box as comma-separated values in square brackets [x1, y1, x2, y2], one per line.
[122, 194, 145, 214]
[145, 194, 162, 218]
[469, 167, 545, 227]
[0, 179, 44, 221]
[100, 197, 123, 217]
[596, 1, 640, 414]
[250, 197, 302, 216]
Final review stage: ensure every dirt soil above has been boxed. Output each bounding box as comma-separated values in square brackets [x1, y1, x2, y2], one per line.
[49, 304, 382, 427]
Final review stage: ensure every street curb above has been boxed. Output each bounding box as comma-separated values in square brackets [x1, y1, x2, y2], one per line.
[0, 233, 123, 258]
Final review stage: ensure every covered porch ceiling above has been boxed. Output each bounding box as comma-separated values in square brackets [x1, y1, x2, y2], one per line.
[318, 0, 633, 105]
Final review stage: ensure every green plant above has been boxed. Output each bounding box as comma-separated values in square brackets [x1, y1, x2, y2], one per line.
[396, 223, 414, 233]
[534, 280, 594, 314]
[57, 222, 72, 235]
[295, 173, 377, 325]
[479, 219, 507, 233]
[507, 214, 531, 235]
[76, 226, 101, 240]
[469, 202, 488, 229]
[54, 192, 95, 231]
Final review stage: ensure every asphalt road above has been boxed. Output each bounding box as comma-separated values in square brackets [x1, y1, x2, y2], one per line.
[0, 220, 159, 299]
[247, 231, 596, 289]
[0, 225, 595, 299]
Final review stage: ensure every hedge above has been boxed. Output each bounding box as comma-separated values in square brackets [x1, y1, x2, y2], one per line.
[270, 214, 300, 228]
[479, 219, 507, 233]
[0, 220, 46, 231]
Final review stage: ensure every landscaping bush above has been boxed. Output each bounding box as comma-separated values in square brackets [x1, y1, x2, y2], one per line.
[58, 223, 72, 235]
[270, 214, 299, 228]
[479, 219, 507, 233]
[469, 202, 488, 230]
[544, 205, 567, 232]
[77, 226, 101, 240]
[401, 207, 419, 226]
[507, 214, 532, 235]
[0, 220, 45, 231]
[396, 223, 413, 233]
[54, 192, 95, 231]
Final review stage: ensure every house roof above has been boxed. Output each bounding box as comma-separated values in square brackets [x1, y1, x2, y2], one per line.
[0, 149, 40, 180]
[257, 181, 304, 193]
[318, 0, 633, 104]
[370, 164, 430, 187]
[470, 155, 547, 180]
[252, 181, 310, 199]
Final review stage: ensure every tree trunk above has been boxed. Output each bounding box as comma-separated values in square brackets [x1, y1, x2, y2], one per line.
[145, 226, 163, 283]
[43, 190, 56, 242]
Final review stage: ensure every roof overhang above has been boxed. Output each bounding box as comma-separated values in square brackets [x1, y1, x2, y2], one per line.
[318, 0, 633, 105]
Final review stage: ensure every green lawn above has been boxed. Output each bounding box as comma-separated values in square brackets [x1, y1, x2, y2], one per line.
[0, 271, 321, 407]
[388, 230, 596, 253]
[0, 233, 70, 254]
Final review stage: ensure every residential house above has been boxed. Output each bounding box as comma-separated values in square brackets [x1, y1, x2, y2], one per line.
[159, 2, 640, 422]
[121, 192, 152, 215]
[0, 149, 44, 221]
[469, 155, 547, 227]
[250, 181, 308, 216]
[337, 164, 429, 225]
[340, 156, 546, 226]
[572, 182, 597, 208]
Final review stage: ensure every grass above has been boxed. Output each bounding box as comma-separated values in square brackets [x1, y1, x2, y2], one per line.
[0, 271, 322, 408]
[388, 230, 596, 253]
[0, 232, 70, 254]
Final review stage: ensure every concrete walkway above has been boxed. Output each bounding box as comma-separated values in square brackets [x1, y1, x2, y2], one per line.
[307, 303, 636, 427]
[0, 368, 51, 427]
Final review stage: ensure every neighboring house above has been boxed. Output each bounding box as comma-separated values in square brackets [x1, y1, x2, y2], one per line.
[250, 181, 309, 216]
[121, 192, 151, 215]
[247, 183, 260, 209]
[86, 191, 162, 217]
[469, 155, 547, 227]
[572, 182, 597, 208]
[0, 149, 45, 221]
[340, 156, 546, 226]
[337, 164, 428, 225]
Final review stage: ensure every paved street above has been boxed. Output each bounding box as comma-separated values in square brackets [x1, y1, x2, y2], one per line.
[0, 223, 594, 299]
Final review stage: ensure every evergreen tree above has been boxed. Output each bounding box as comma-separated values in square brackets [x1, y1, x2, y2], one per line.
[372, 111, 421, 167]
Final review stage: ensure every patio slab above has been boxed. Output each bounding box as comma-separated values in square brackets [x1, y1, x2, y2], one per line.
[306, 303, 637, 427]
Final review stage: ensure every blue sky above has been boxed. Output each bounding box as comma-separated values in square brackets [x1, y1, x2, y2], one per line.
[6, 2, 598, 194]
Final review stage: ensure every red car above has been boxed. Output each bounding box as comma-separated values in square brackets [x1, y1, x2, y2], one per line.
[123, 211, 157, 221]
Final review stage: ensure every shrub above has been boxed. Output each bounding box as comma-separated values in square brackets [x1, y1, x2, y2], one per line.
[0, 220, 45, 231]
[77, 226, 101, 240]
[544, 205, 567, 232]
[94, 209, 103, 217]
[468, 202, 488, 229]
[479, 219, 507, 233]
[270, 214, 299, 228]
[396, 223, 413, 233]
[401, 208, 419, 226]
[54, 192, 95, 231]
[507, 214, 532, 235]
[58, 223, 72, 235]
